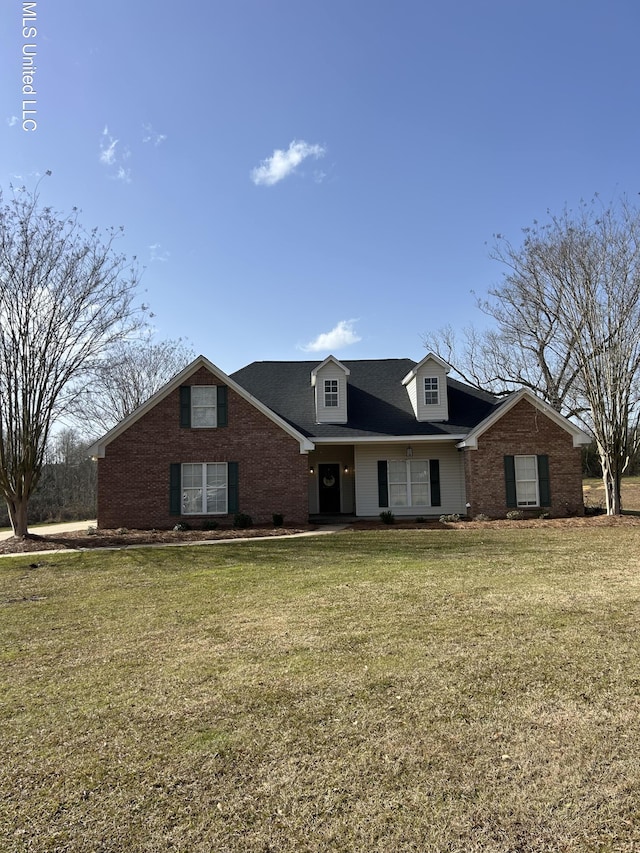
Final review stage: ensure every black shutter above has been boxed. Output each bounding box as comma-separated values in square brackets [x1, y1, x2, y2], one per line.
[169, 463, 181, 515]
[217, 385, 228, 427]
[378, 461, 389, 508]
[429, 459, 441, 507]
[180, 386, 191, 428]
[504, 455, 517, 507]
[228, 462, 239, 513]
[537, 454, 551, 506]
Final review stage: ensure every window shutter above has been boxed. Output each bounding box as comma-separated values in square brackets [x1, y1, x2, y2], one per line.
[377, 461, 389, 508]
[429, 459, 441, 507]
[217, 385, 228, 427]
[180, 386, 191, 428]
[504, 455, 517, 507]
[228, 462, 239, 513]
[169, 463, 181, 515]
[537, 454, 551, 506]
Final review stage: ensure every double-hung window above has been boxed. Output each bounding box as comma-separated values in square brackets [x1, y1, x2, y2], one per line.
[504, 454, 550, 508]
[191, 386, 217, 427]
[424, 377, 439, 405]
[182, 463, 228, 514]
[514, 455, 539, 507]
[388, 460, 430, 507]
[324, 379, 338, 408]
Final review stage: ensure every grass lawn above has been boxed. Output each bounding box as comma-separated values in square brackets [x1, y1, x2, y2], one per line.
[2, 527, 640, 852]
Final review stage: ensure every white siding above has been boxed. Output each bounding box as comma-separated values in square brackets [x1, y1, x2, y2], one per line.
[314, 362, 348, 423]
[354, 443, 466, 517]
[404, 357, 449, 422]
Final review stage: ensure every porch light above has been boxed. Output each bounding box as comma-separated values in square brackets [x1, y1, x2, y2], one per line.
[343, 465, 349, 474]
[309, 466, 315, 475]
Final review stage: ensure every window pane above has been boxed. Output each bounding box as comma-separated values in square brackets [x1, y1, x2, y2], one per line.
[388, 461, 407, 483]
[191, 387, 216, 406]
[410, 461, 429, 482]
[183, 488, 203, 514]
[515, 455, 537, 479]
[182, 464, 201, 488]
[390, 485, 408, 507]
[411, 484, 429, 505]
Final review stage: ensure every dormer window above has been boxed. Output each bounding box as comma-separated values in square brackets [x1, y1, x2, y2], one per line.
[424, 377, 439, 406]
[324, 379, 339, 408]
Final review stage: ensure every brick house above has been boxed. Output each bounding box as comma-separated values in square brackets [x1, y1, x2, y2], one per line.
[89, 353, 590, 528]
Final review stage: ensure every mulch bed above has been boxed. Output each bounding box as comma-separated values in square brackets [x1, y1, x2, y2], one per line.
[0, 525, 315, 556]
[2, 514, 639, 556]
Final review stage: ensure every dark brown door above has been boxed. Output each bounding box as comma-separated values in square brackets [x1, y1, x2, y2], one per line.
[318, 463, 341, 513]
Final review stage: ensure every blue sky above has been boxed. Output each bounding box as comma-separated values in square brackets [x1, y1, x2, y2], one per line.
[2, 1, 640, 373]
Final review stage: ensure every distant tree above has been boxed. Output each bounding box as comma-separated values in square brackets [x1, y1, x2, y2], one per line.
[0, 182, 144, 537]
[77, 336, 195, 436]
[424, 196, 640, 515]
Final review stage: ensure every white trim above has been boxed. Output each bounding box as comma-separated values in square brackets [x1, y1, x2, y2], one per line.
[310, 354, 350, 386]
[88, 354, 314, 457]
[311, 434, 467, 444]
[401, 352, 451, 386]
[456, 389, 591, 450]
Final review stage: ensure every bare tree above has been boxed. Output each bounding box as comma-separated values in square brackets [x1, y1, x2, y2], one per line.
[0, 182, 144, 537]
[425, 196, 640, 515]
[77, 336, 195, 436]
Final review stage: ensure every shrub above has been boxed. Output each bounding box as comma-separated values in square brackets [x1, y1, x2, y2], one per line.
[379, 510, 395, 524]
[116, 527, 129, 535]
[506, 510, 525, 521]
[272, 513, 284, 527]
[415, 516, 427, 523]
[86, 525, 98, 536]
[234, 512, 253, 529]
[201, 520, 219, 531]
[173, 522, 190, 531]
[473, 513, 491, 522]
[538, 511, 550, 519]
[584, 501, 606, 516]
[439, 513, 460, 523]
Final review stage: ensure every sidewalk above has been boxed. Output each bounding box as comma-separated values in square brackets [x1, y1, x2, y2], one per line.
[0, 520, 96, 541]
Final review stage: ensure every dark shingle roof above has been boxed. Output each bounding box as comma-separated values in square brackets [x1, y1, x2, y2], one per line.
[230, 358, 498, 439]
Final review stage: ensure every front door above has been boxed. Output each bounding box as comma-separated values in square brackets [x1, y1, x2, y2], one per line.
[318, 463, 341, 513]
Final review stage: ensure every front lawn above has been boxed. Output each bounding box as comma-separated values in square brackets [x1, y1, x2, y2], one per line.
[2, 526, 640, 852]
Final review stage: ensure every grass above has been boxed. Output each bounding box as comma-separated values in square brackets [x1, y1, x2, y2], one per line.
[3, 526, 640, 852]
[583, 475, 640, 513]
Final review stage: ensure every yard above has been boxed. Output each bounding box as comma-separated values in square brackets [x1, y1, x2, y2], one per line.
[2, 522, 640, 851]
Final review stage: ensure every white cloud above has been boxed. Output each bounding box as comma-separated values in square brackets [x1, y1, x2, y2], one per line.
[99, 126, 133, 182]
[99, 127, 119, 165]
[149, 243, 170, 262]
[142, 123, 167, 146]
[7, 116, 18, 127]
[301, 320, 361, 353]
[251, 139, 326, 186]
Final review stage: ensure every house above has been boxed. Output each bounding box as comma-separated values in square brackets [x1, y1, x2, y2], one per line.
[88, 353, 590, 528]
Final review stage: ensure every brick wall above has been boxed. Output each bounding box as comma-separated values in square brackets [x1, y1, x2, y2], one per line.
[463, 398, 584, 518]
[97, 367, 309, 529]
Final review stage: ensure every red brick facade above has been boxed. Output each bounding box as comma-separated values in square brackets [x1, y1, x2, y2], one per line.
[97, 367, 309, 529]
[463, 398, 584, 518]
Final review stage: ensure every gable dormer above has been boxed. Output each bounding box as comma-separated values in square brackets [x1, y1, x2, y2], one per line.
[402, 353, 451, 422]
[311, 355, 350, 423]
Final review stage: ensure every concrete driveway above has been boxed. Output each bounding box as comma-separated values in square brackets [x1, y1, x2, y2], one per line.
[0, 520, 97, 541]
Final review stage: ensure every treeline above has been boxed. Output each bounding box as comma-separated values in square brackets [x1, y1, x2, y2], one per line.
[0, 429, 96, 528]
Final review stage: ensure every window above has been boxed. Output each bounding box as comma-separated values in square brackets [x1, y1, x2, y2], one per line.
[181, 463, 228, 514]
[191, 386, 217, 427]
[424, 377, 439, 405]
[514, 455, 539, 506]
[504, 454, 550, 508]
[324, 379, 338, 408]
[388, 460, 431, 507]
